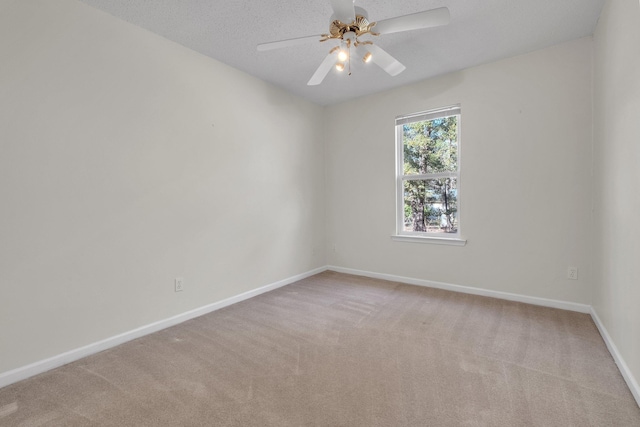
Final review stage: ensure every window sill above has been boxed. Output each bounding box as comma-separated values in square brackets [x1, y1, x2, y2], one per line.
[391, 235, 467, 246]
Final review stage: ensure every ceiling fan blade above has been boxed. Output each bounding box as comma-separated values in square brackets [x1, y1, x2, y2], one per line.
[257, 34, 321, 51]
[330, 0, 355, 23]
[367, 44, 406, 76]
[374, 7, 450, 35]
[308, 52, 338, 86]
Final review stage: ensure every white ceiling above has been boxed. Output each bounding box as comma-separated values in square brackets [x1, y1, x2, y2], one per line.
[78, 0, 604, 106]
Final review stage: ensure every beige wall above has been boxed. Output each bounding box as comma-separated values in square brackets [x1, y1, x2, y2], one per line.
[0, 0, 326, 374]
[325, 38, 594, 304]
[593, 0, 640, 396]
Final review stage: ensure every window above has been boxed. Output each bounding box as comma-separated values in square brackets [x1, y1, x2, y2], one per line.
[395, 105, 462, 243]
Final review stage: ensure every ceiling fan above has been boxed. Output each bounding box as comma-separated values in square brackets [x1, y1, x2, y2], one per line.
[257, 0, 450, 86]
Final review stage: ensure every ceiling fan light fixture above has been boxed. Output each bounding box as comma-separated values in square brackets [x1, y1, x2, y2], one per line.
[362, 51, 372, 63]
[335, 62, 345, 72]
[338, 49, 348, 62]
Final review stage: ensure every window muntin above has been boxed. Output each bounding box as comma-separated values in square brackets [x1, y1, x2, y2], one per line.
[396, 106, 461, 237]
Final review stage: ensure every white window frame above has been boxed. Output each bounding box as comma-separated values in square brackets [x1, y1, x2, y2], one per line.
[393, 105, 466, 246]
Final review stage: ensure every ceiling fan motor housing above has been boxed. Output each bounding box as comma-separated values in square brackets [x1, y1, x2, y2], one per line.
[327, 6, 377, 40]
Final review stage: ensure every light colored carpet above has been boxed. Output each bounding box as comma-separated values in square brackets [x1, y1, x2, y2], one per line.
[1, 271, 639, 426]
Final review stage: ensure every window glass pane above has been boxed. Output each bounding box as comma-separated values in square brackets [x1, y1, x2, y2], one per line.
[403, 178, 458, 234]
[403, 115, 458, 175]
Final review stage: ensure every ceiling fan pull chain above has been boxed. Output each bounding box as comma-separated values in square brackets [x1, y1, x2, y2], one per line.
[348, 39, 352, 76]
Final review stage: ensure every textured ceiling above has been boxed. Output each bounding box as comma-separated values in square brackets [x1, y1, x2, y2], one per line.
[78, 0, 605, 106]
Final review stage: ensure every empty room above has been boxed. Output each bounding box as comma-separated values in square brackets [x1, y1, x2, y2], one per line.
[1, 0, 639, 425]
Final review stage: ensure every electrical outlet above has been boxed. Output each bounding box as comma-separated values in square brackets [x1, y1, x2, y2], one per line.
[175, 278, 184, 292]
[567, 267, 578, 280]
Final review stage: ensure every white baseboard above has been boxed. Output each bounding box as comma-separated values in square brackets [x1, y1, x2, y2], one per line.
[590, 307, 640, 407]
[327, 265, 591, 313]
[3, 264, 638, 411]
[0, 266, 327, 389]
[328, 265, 639, 407]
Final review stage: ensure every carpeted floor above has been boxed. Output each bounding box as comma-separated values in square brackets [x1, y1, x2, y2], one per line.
[1, 271, 639, 426]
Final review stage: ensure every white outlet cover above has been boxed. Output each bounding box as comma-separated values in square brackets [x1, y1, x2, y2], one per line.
[175, 278, 184, 292]
[567, 267, 578, 280]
